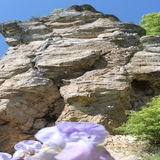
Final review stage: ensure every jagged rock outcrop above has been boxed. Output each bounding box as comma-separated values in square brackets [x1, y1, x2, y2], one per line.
[0, 4, 160, 153]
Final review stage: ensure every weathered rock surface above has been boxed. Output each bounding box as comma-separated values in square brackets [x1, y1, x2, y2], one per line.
[0, 4, 160, 153]
[103, 135, 152, 160]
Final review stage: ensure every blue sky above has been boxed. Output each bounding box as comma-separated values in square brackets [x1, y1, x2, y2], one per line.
[0, 0, 160, 58]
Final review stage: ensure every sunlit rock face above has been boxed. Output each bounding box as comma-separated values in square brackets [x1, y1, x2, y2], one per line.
[0, 4, 160, 153]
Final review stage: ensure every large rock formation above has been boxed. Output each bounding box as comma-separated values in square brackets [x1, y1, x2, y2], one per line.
[0, 4, 160, 153]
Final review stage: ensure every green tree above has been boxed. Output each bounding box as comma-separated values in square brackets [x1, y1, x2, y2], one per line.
[116, 95, 160, 144]
[140, 12, 160, 35]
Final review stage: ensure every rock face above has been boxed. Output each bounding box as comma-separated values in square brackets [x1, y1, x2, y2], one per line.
[0, 4, 160, 153]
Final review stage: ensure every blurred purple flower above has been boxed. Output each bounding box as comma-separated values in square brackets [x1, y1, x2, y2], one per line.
[0, 153, 12, 160]
[35, 122, 109, 145]
[34, 122, 114, 160]
[55, 140, 114, 160]
[9, 122, 114, 160]
[12, 140, 42, 160]
[35, 126, 66, 148]
[56, 122, 109, 144]
[26, 147, 57, 160]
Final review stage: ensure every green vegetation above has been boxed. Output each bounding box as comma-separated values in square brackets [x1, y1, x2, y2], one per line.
[115, 95, 160, 144]
[51, 8, 62, 14]
[53, 15, 61, 21]
[14, 20, 21, 24]
[143, 150, 160, 160]
[18, 41, 30, 46]
[140, 12, 160, 35]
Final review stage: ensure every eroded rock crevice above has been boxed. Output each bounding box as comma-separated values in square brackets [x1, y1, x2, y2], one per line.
[130, 79, 160, 111]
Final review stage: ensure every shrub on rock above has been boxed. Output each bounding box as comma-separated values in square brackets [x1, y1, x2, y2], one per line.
[116, 95, 160, 144]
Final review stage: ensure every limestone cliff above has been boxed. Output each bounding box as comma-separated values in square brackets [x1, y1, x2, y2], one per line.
[0, 4, 160, 153]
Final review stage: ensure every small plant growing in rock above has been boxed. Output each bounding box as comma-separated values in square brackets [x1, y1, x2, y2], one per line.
[115, 95, 160, 144]
[51, 8, 62, 14]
